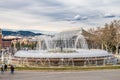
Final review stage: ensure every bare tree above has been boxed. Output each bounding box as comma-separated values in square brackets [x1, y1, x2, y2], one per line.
[112, 20, 120, 54]
[87, 20, 120, 54]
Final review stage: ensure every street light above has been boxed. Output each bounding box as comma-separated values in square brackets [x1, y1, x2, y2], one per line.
[1, 49, 5, 64]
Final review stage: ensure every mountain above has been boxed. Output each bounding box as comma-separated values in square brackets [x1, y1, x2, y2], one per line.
[2, 30, 43, 36]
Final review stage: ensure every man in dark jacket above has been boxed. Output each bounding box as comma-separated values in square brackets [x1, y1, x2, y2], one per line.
[4, 64, 7, 71]
[10, 65, 14, 74]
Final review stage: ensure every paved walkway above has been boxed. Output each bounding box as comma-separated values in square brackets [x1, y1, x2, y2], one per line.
[0, 70, 120, 80]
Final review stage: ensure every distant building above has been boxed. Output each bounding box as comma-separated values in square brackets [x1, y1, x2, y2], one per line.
[0, 28, 19, 49]
[2, 39, 13, 48]
[0, 28, 2, 49]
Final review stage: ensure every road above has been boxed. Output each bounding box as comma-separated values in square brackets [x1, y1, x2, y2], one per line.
[0, 69, 120, 80]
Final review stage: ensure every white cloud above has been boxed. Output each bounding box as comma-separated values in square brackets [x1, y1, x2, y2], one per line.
[73, 15, 88, 20]
[104, 13, 115, 18]
[74, 15, 81, 20]
[0, 0, 120, 32]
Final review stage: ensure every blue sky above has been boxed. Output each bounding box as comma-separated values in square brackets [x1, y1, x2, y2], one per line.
[0, 0, 120, 32]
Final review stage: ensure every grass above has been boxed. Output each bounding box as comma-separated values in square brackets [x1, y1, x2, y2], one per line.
[14, 65, 120, 71]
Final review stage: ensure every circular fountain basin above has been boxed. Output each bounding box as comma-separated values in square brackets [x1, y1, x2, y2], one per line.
[14, 49, 112, 58]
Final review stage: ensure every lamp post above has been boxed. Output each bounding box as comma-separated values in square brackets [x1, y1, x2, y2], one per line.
[8, 53, 12, 64]
[1, 49, 5, 64]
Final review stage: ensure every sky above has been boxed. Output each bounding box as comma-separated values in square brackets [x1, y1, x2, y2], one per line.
[0, 0, 120, 33]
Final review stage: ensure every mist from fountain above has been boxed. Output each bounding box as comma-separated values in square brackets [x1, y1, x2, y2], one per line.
[36, 30, 88, 53]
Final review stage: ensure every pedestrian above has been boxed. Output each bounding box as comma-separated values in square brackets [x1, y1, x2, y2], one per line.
[4, 64, 7, 71]
[10, 65, 14, 74]
[1, 65, 4, 74]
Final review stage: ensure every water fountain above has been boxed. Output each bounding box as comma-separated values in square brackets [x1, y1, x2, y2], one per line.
[36, 29, 88, 52]
[14, 29, 114, 66]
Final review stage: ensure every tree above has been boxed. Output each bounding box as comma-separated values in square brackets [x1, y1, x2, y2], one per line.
[11, 43, 14, 48]
[112, 20, 120, 54]
[16, 42, 21, 50]
[88, 20, 120, 54]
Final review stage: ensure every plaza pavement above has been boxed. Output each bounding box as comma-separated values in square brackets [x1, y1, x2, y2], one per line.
[0, 69, 120, 80]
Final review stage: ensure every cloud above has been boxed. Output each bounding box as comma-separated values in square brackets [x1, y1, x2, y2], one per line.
[74, 15, 81, 20]
[104, 13, 115, 18]
[64, 14, 88, 23]
[74, 15, 88, 20]
[0, 0, 120, 32]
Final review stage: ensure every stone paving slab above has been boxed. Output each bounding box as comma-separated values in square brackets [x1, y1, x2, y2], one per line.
[0, 70, 120, 80]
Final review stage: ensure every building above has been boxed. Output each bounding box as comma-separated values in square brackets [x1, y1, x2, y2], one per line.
[2, 39, 13, 48]
[0, 28, 2, 49]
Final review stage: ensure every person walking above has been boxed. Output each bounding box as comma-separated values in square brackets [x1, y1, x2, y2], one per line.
[10, 65, 14, 74]
[4, 64, 7, 71]
[1, 65, 4, 74]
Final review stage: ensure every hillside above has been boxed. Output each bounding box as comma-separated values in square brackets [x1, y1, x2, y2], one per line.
[2, 30, 43, 36]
